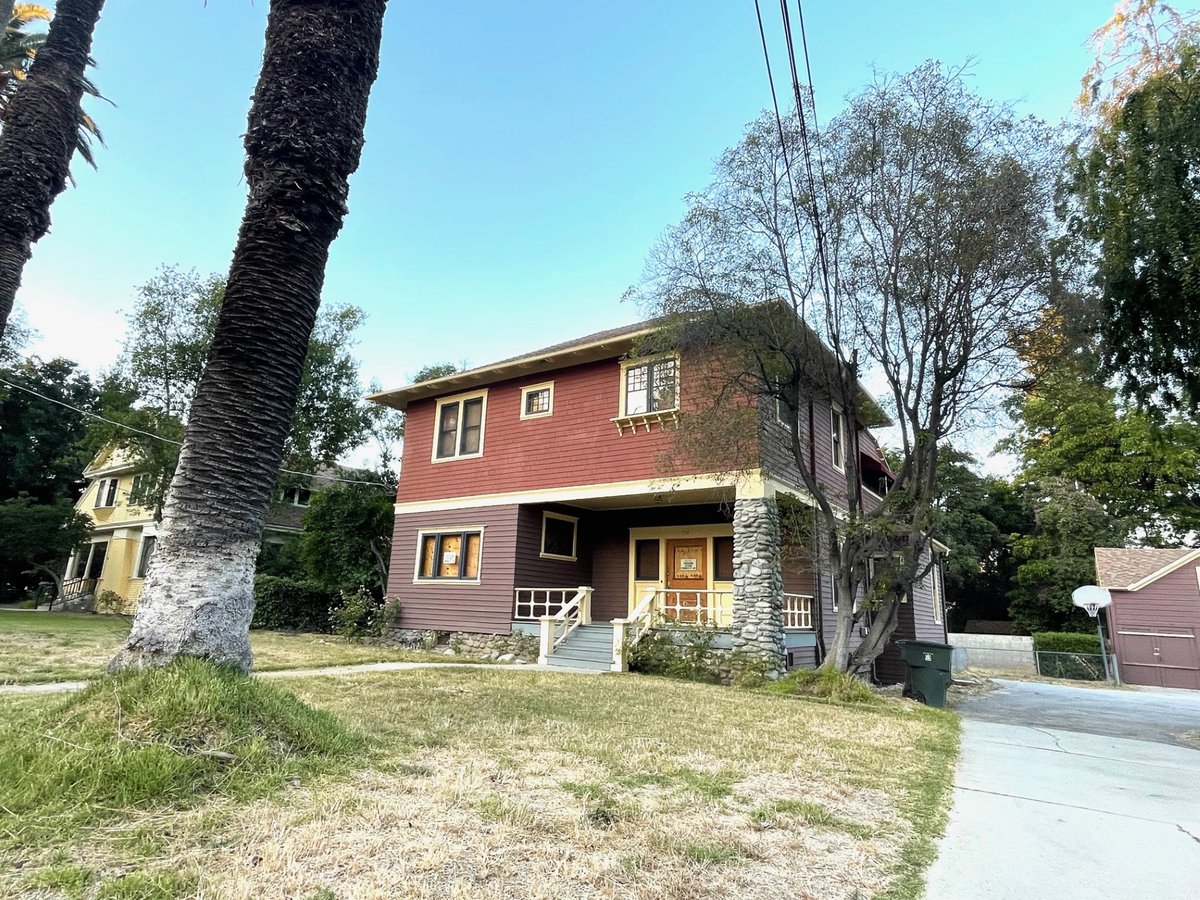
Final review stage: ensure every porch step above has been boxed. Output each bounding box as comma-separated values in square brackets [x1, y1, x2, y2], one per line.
[544, 625, 614, 672]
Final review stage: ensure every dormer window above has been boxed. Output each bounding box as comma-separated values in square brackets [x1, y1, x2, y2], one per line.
[621, 356, 677, 416]
[433, 390, 487, 461]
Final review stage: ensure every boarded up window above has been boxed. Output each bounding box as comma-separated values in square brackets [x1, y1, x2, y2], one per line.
[713, 536, 734, 581]
[635, 539, 659, 580]
[417, 530, 482, 580]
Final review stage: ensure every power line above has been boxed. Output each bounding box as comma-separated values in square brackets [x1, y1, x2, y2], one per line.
[0, 375, 395, 489]
[752, 0, 813, 318]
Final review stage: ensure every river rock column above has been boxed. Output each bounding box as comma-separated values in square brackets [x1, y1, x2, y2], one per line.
[731, 496, 786, 678]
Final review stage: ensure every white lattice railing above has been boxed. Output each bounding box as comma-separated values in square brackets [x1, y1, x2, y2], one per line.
[784, 593, 814, 630]
[535, 586, 593, 665]
[655, 589, 734, 628]
[514, 587, 576, 620]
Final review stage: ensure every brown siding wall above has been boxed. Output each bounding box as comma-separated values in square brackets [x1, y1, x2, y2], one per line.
[513, 504, 592, 590]
[396, 356, 749, 504]
[1108, 562, 1200, 689]
[387, 505, 520, 634]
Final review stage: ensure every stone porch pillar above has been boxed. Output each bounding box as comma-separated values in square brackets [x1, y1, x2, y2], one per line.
[731, 479, 786, 679]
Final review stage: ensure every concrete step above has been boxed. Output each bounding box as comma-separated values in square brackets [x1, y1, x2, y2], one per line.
[545, 652, 612, 672]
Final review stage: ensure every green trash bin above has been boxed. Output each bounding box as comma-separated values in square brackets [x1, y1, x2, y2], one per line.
[895, 640, 954, 708]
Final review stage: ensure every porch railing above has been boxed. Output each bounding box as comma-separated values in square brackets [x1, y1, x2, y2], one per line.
[655, 589, 734, 628]
[783, 593, 814, 630]
[611, 588, 656, 672]
[536, 586, 593, 665]
[513, 587, 576, 621]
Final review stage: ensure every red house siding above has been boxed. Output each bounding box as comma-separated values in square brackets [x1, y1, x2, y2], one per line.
[1108, 564, 1200, 690]
[397, 357, 741, 504]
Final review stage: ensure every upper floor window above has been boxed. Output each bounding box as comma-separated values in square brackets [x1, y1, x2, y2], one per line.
[621, 356, 677, 416]
[540, 511, 578, 561]
[93, 478, 118, 509]
[520, 382, 554, 420]
[416, 529, 483, 581]
[286, 487, 312, 507]
[830, 406, 845, 472]
[135, 535, 157, 578]
[433, 390, 487, 461]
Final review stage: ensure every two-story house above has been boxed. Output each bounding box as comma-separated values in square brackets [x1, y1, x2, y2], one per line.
[64, 444, 312, 613]
[368, 319, 947, 677]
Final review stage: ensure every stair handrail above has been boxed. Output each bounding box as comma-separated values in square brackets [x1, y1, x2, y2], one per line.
[537, 585, 593, 665]
[610, 588, 656, 672]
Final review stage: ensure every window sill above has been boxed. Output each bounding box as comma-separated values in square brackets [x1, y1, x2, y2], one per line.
[412, 578, 483, 586]
[539, 552, 578, 562]
[611, 410, 679, 435]
[430, 452, 484, 464]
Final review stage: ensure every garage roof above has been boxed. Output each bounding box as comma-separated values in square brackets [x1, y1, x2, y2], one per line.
[1094, 547, 1200, 591]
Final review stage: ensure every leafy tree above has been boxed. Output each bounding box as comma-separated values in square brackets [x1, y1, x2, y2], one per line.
[1070, 43, 1200, 409]
[0, 496, 91, 602]
[934, 448, 1033, 631]
[1004, 353, 1200, 542]
[411, 362, 460, 383]
[639, 63, 1055, 673]
[1009, 478, 1124, 634]
[298, 479, 395, 596]
[111, 0, 388, 674]
[0, 355, 96, 503]
[0, 0, 106, 342]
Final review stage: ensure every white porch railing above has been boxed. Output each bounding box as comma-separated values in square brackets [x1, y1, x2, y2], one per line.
[514, 587, 576, 621]
[655, 589, 734, 628]
[610, 588, 656, 672]
[535, 586, 593, 665]
[783, 593, 814, 630]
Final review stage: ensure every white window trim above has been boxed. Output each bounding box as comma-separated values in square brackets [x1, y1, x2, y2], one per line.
[540, 511, 579, 561]
[431, 389, 488, 463]
[412, 526, 486, 584]
[616, 353, 680, 419]
[830, 404, 845, 473]
[93, 478, 118, 509]
[519, 382, 555, 420]
[932, 560, 944, 625]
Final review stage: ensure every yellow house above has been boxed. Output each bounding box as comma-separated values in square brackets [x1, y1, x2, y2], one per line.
[66, 445, 308, 614]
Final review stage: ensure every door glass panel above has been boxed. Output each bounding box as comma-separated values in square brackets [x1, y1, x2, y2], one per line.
[635, 539, 659, 580]
[713, 536, 734, 581]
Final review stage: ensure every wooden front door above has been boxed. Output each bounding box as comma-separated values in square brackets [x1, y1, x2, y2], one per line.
[665, 538, 708, 624]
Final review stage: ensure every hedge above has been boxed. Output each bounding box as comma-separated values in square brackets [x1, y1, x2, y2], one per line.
[251, 576, 340, 632]
[1032, 631, 1102, 654]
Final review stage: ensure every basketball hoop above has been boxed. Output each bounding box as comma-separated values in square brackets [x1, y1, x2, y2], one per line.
[1081, 601, 1100, 618]
[1071, 585, 1116, 683]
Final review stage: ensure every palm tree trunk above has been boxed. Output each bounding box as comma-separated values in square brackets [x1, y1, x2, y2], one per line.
[0, 0, 104, 342]
[110, 0, 387, 674]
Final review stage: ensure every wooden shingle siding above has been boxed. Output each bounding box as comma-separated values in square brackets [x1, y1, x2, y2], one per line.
[513, 504, 592, 589]
[396, 356, 744, 504]
[387, 505, 520, 634]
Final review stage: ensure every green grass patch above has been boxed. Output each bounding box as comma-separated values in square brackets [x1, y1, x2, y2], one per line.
[95, 869, 199, 899]
[0, 658, 361, 852]
[765, 667, 883, 704]
[23, 861, 94, 898]
[752, 798, 878, 839]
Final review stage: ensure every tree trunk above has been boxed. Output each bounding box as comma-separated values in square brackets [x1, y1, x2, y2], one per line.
[0, 0, 105, 342]
[110, 0, 387, 674]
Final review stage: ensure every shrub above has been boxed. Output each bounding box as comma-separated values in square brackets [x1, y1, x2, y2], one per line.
[329, 588, 398, 640]
[765, 667, 881, 705]
[627, 629, 720, 683]
[1032, 631, 1102, 654]
[251, 576, 339, 632]
[94, 590, 125, 615]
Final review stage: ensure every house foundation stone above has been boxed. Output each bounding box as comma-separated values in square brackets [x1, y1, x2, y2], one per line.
[731, 496, 786, 678]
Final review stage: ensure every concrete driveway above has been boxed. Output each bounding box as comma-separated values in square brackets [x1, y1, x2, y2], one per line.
[925, 679, 1200, 899]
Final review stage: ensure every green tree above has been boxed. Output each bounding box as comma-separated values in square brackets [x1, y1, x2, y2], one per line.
[1004, 354, 1200, 542]
[0, 496, 91, 602]
[1008, 478, 1123, 634]
[111, 0, 388, 674]
[0, 355, 96, 503]
[934, 448, 1033, 631]
[298, 479, 395, 596]
[1070, 43, 1200, 408]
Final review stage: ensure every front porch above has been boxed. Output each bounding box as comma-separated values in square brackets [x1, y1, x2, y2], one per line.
[511, 585, 816, 672]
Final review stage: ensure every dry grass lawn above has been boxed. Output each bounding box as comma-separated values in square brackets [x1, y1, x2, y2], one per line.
[2, 668, 958, 899]
[0, 611, 481, 684]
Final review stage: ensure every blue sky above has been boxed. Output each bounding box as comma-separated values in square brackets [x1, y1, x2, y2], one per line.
[22, 0, 1116, 397]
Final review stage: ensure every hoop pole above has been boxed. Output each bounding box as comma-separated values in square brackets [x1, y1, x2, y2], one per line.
[1104, 606, 1121, 685]
[1097, 616, 1112, 683]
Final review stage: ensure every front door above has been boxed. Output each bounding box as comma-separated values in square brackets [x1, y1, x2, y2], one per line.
[665, 538, 708, 624]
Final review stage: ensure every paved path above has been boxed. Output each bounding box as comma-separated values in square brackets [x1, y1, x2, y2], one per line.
[0, 660, 548, 696]
[926, 679, 1200, 899]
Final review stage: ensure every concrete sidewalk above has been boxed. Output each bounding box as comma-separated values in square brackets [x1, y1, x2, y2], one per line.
[0, 660, 549, 696]
[925, 719, 1200, 899]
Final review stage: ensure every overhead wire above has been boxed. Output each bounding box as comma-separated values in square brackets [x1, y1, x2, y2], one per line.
[0, 374, 395, 489]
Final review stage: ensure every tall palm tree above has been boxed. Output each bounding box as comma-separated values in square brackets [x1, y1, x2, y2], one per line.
[110, 0, 388, 674]
[0, 0, 105, 343]
[1, 4, 107, 169]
